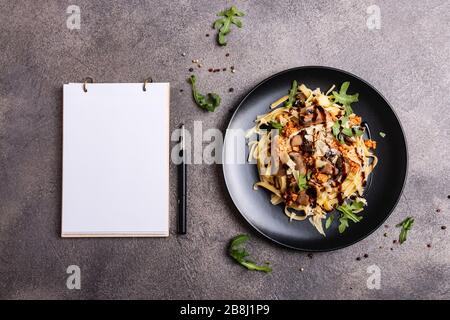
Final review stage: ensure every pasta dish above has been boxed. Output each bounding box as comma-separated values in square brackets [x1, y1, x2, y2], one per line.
[247, 81, 377, 235]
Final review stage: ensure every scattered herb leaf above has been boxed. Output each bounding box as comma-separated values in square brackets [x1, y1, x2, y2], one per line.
[325, 214, 334, 229]
[188, 75, 221, 112]
[332, 116, 364, 142]
[331, 120, 347, 144]
[396, 217, 414, 244]
[338, 216, 349, 233]
[332, 82, 359, 114]
[349, 201, 365, 211]
[344, 104, 354, 116]
[230, 16, 243, 28]
[297, 173, 308, 191]
[269, 121, 283, 131]
[354, 128, 365, 137]
[285, 80, 298, 108]
[342, 127, 353, 137]
[229, 234, 272, 273]
[379, 132, 386, 138]
[340, 116, 349, 125]
[332, 121, 341, 137]
[337, 206, 363, 223]
[336, 201, 364, 233]
[213, 7, 245, 46]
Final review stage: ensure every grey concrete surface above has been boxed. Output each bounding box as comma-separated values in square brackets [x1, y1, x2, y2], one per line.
[0, 0, 449, 300]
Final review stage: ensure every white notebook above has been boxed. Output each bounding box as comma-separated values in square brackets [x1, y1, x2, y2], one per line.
[62, 82, 170, 237]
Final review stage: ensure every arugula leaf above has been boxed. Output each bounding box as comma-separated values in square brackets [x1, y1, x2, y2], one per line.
[344, 104, 353, 116]
[340, 116, 349, 125]
[232, 7, 245, 17]
[354, 128, 365, 137]
[396, 217, 414, 244]
[341, 127, 353, 137]
[337, 205, 362, 223]
[269, 121, 283, 130]
[336, 201, 364, 233]
[230, 16, 243, 28]
[338, 216, 349, 233]
[218, 6, 244, 17]
[240, 260, 272, 272]
[285, 80, 298, 108]
[213, 6, 245, 46]
[349, 201, 364, 211]
[220, 19, 231, 35]
[229, 234, 272, 273]
[260, 121, 284, 133]
[230, 234, 249, 247]
[217, 32, 226, 45]
[214, 18, 225, 29]
[332, 82, 359, 112]
[332, 121, 341, 137]
[325, 214, 334, 229]
[332, 125, 346, 144]
[188, 75, 221, 112]
[297, 173, 308, 191]
[332, 116, 364, 142]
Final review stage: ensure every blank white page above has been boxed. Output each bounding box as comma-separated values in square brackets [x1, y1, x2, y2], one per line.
[62, 83, 169, 237]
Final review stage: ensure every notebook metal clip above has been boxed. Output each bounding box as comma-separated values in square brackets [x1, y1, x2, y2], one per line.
[143, 77, 153, 92]
[82, 77, 94, 93]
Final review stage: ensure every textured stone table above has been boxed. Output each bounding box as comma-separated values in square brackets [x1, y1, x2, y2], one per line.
[1, 0, 449, 299]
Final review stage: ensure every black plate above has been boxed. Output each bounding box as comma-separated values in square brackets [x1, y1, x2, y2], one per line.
[222, 66, 408, 251]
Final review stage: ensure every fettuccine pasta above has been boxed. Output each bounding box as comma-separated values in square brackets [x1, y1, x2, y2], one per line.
[247, 82, 377, 236]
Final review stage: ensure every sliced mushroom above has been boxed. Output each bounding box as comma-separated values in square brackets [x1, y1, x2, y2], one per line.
[315, 159, 328, 169]
[301, 139, 314, 153]
[289, 152, 307, 175]
[299, 109, 315, 123]
[320, 162, 334, 175]
[275, 164, 286, 176]
[299, 106, 330, 127]
[290, 135, 303, 148]
[296, 191, 310, 206]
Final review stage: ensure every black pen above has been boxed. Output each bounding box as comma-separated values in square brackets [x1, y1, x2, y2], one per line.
[178, 124, 187, 234]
